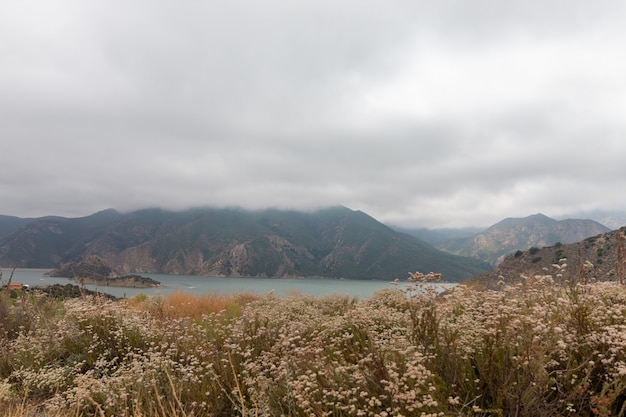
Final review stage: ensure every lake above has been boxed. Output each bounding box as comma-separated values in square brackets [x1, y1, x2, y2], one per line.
[2, 269, 456, 300]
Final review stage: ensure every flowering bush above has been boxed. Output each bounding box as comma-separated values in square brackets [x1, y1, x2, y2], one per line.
[1, 274, 625, 416]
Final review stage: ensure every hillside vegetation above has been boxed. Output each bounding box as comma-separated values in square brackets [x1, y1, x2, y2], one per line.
[466, 227, 626, 290]
[438, 213, 610, 265]
[47, 256, 161, 288]
[0, 207, 489, 281]
[1, 272, 626, 416]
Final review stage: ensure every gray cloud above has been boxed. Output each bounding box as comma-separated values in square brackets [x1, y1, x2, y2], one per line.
[1, 0, 626, 227]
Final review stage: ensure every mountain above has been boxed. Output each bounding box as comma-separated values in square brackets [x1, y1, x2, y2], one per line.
[0, 206, 490, 281]
[465, 227, 626, 290]
[437, 213, 610, 266]
[393, 226, 483, 247]
[0, 209, 123, 267]
[0, 215, 38, 240]
[557, 209, 626, 230]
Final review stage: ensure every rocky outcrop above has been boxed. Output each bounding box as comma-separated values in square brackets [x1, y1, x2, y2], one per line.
[47, 256, 160, 288]
[76, 274, 160, 288]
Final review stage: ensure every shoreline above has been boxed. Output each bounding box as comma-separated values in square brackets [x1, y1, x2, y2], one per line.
[71, 275, 161, 289]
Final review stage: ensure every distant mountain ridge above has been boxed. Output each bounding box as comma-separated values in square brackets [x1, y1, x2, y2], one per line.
[0, 214, 43, 240]
[392, 226, 483, 247]
[0, 206, 490, 281]
[557, 209, 626, 230]
[431, 213, 610, 266]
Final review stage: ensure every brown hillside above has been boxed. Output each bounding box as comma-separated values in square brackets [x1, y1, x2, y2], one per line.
[440, 213, 610, 266]
[464, 226, 626, 290]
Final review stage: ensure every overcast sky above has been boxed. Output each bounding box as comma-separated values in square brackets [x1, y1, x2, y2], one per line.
[2, 1, 626, 228]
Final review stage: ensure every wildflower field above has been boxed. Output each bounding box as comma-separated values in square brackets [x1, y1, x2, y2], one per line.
[1, 273, 626, 416]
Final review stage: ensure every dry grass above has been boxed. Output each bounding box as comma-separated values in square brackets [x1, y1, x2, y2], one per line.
[122, 290, 260, 320]
[163, 291, 247, 319]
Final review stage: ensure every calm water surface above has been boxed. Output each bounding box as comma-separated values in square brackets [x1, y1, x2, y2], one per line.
[3, 269, 456, 299]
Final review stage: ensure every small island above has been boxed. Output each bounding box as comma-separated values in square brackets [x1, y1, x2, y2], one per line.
[46, 256, 160, 288]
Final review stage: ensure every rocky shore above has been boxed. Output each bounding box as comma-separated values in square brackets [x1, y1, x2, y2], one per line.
[73, 274, 161, 288]
[47, 256, 161, 288]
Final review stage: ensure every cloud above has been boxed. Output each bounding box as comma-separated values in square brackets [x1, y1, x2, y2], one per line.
[1, 0, 626, 227]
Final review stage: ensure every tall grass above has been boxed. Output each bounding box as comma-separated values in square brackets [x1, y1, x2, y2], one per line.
[123, 290, 259, 320]
[1, 273, 626, 416]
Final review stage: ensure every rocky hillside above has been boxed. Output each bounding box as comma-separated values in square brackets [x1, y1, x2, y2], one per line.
[47, 256, 161, 288]
[464, 227, 626, 290]
[439, 213, 610, 265]
[0, 206, 490, 281]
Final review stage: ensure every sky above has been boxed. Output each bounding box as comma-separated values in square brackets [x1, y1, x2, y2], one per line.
[2, 0, 626, 228]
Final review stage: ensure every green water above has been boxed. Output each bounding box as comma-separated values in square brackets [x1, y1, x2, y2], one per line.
[3, 269, 455, 299]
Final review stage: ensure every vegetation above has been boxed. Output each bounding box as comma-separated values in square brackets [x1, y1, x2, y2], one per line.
[48, 256, 118, 280]
[0, 207, 490, 281]
[1, 270, 626, 416]
[48, 256, 161, 288]
[434, 213, 610, 267]
[468, 228, 626, 290]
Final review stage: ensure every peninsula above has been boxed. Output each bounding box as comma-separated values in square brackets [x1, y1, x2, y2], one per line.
[46, 256, 160, 288]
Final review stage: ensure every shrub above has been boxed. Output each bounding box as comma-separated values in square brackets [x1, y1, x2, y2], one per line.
[2, 278, 626, 416]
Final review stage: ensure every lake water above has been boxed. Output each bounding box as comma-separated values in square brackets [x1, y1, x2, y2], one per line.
[2, 269, 456, 300]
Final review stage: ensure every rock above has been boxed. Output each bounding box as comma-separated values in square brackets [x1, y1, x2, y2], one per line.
[47, 256, 160, 288]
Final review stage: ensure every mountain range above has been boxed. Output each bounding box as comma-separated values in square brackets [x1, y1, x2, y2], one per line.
[0, 206, 490, 281]
[399, 213, 611, 266]
[556, 209, 626, 230]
